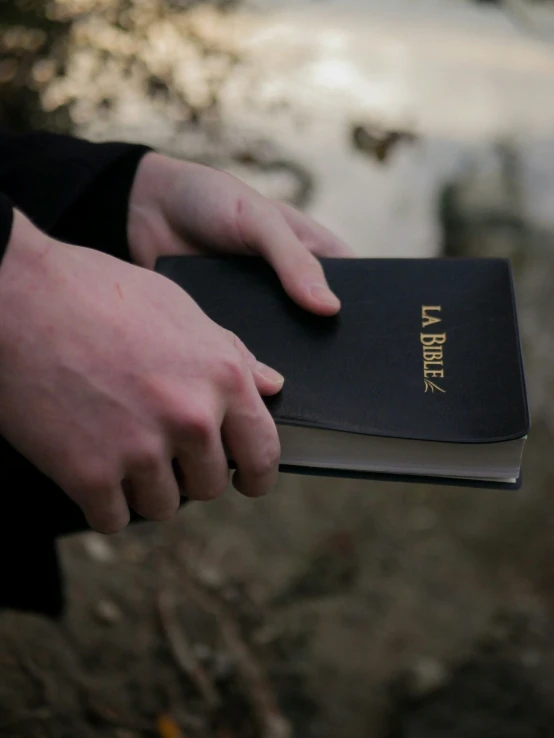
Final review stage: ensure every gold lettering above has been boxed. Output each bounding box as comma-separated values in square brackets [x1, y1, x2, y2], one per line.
[421, 307, 446, 393]
[420, 333, 446, 346]
[423, 349, 443, 361]
[424, 380, 446, 394]
[422, 305, 442, 328]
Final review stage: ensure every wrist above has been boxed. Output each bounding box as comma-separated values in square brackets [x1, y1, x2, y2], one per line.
[0, 209, 53, 277]
[127, 152, 182, 269]
[0, 211, 61, 350]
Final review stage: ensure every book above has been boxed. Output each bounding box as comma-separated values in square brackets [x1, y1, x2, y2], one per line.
[155, 255, 530, 490]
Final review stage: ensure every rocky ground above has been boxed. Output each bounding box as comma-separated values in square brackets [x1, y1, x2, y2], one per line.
[2, 1, 554, 737]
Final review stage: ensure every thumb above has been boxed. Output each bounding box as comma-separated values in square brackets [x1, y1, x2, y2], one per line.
[226, 331, 284, 396]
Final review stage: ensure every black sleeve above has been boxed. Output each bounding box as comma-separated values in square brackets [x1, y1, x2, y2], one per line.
[0, 194, 14, 263]
[0, 131, 151, 264]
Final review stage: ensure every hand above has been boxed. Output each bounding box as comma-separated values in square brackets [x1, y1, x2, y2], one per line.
[0, 211, 285, 534]
[127, 153, 354, 315]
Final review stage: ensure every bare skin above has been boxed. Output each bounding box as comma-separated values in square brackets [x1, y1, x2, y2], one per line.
[0, 155, 353, 534]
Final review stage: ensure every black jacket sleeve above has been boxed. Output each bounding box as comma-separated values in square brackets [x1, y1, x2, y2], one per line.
[0, 131, 151, 265]
[0, 194, 14, 263]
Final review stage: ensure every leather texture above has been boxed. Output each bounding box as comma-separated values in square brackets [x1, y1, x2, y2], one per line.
[156, 255, 529, 447]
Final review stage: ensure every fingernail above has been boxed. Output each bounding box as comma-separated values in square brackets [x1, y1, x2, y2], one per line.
[309, 283, 341, 309]
[257, 362, 285, 386]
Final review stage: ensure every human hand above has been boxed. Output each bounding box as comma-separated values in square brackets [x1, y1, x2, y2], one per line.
[0, 211, 285, 533]
[127, 153, 354, 316]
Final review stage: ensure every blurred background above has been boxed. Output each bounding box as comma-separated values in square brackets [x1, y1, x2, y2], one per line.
[2, 0, 554, 736]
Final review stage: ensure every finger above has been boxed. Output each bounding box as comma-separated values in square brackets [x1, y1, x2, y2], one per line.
[275, 201, 355, 257]
[225, 330, 284, 396]
[222, 374, 281, 498]
[241, 204, 341, 316]
[125, 457, 181, 521]
[176, 429, 230, 502]
[78, 485, 130, 535]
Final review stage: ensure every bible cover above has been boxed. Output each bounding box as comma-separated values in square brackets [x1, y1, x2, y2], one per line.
[155, 255, 529, 490]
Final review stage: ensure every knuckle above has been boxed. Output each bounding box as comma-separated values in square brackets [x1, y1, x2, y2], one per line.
[227, 332, 249, 359]
[180, 405, 215, 442]
[247, 438, 281, 479]
[128, 441, 163, 474]
[63, 461, 132, 534]
[171, 396, 216, 442]
[228, 192, 250, 242]
[216, 354, 248, 392]
[128, 480, 180, 522]
[70, 466, 115, 500]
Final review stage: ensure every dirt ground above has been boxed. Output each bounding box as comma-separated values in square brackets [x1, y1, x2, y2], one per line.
[2, 1, 554, 737]
[3, 419, 554, 738]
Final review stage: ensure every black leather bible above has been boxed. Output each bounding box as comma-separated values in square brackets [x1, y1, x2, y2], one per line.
[155, 256, 529, 490]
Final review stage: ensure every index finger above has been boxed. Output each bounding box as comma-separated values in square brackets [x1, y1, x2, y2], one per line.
[240, 204, 341, 316]
[276, 201, 355, 258]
